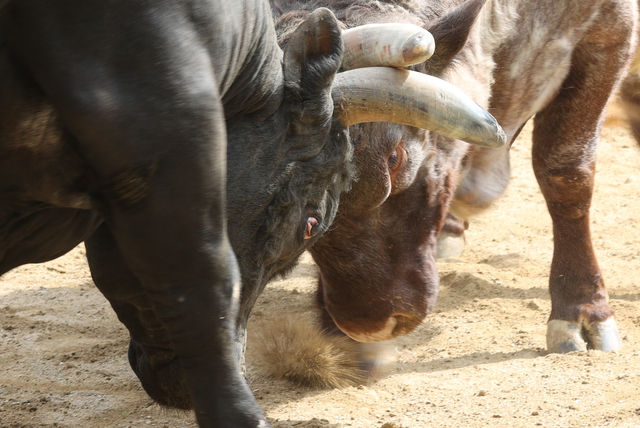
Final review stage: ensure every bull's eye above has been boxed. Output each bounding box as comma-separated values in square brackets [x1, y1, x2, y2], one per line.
[388, 144, 406, 185]
[388, 144, 405, 171]
[388, 150, 399, 169]
[304, 216, 320, 240]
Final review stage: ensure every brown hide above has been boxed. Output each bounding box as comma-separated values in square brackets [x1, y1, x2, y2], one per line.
[274, 0, 638, 352]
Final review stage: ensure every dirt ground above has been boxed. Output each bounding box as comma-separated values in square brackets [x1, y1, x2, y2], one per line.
[2, 102, 640, 428]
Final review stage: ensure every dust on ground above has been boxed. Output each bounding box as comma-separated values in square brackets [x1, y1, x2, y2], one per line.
[2, 107, 640, 427]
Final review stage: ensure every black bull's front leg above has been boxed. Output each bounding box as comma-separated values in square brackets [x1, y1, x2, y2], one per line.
[85, 224, 193, 409]
[86, 223, 261, 403]
[85, 220, 256, 394]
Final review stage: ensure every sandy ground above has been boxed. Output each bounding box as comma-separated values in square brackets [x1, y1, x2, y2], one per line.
[2, 103, 640, 428]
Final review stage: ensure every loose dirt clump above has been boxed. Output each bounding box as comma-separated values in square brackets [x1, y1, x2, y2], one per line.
[253, 314, 366, 389]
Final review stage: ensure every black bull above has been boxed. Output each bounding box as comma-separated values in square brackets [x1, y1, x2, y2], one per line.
[0, 0, 504, 426]
[0, 1, 351, 426]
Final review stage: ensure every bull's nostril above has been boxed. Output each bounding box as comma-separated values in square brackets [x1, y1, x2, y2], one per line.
[330, 312, 424, 343]
[392, 315, 407, 334]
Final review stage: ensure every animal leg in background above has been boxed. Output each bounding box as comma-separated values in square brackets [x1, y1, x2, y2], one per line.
[436, 214, 467, 258]
[532, 6, 636, 353]
[619, 52, 640, 144]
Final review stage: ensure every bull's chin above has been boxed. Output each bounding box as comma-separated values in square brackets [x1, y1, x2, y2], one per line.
[331, 314, 419, 343]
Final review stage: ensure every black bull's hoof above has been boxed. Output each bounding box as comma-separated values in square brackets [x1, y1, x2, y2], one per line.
[128, 340, 192, 410]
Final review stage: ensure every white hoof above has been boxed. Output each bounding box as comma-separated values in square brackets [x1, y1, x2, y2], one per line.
[586, 317, 621, 352]
[546, 320, 587, 353]
[547, 317, 621, 353]
[358, 342, 395, 379]
[436, 232, 465, 258]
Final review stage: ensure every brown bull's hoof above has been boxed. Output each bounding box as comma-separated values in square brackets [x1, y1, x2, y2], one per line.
[586, 318, 622, 352]
[436, 231, 466, 258]
[546, 318, 621, 353]
[546, 320, 586, 353]
[437, 214, 467, 258]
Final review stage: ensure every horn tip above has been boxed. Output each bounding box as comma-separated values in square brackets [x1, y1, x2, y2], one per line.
[483, 124, 507, 148]
[464, 116, 508, 148]
[402, 32, 435, 64]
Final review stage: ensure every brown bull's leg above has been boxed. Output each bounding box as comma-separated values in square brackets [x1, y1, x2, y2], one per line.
[442, 141, 513, 258]
[532, 11, 636, 353]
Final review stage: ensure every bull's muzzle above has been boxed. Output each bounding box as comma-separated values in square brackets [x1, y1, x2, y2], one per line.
[331, 312, 424, 343]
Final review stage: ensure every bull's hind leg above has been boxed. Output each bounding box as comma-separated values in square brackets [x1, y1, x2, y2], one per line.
[532, 5, 636, 353]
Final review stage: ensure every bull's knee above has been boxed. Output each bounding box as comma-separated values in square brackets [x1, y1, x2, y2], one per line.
[535, 165, 595, 219]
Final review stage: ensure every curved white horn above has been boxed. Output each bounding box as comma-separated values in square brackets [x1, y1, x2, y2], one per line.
[342, 23, 435, 70]
[332, 67, 506, 148]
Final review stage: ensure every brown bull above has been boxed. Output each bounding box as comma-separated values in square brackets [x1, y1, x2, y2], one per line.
[273, 0, 638, 355]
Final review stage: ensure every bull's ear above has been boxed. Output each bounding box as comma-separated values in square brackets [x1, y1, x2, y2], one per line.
[423, 0, 486, 75]
[283, 7, 343, 135]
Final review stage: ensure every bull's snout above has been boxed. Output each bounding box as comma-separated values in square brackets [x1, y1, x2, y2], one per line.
[331, 312, 424, 343]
